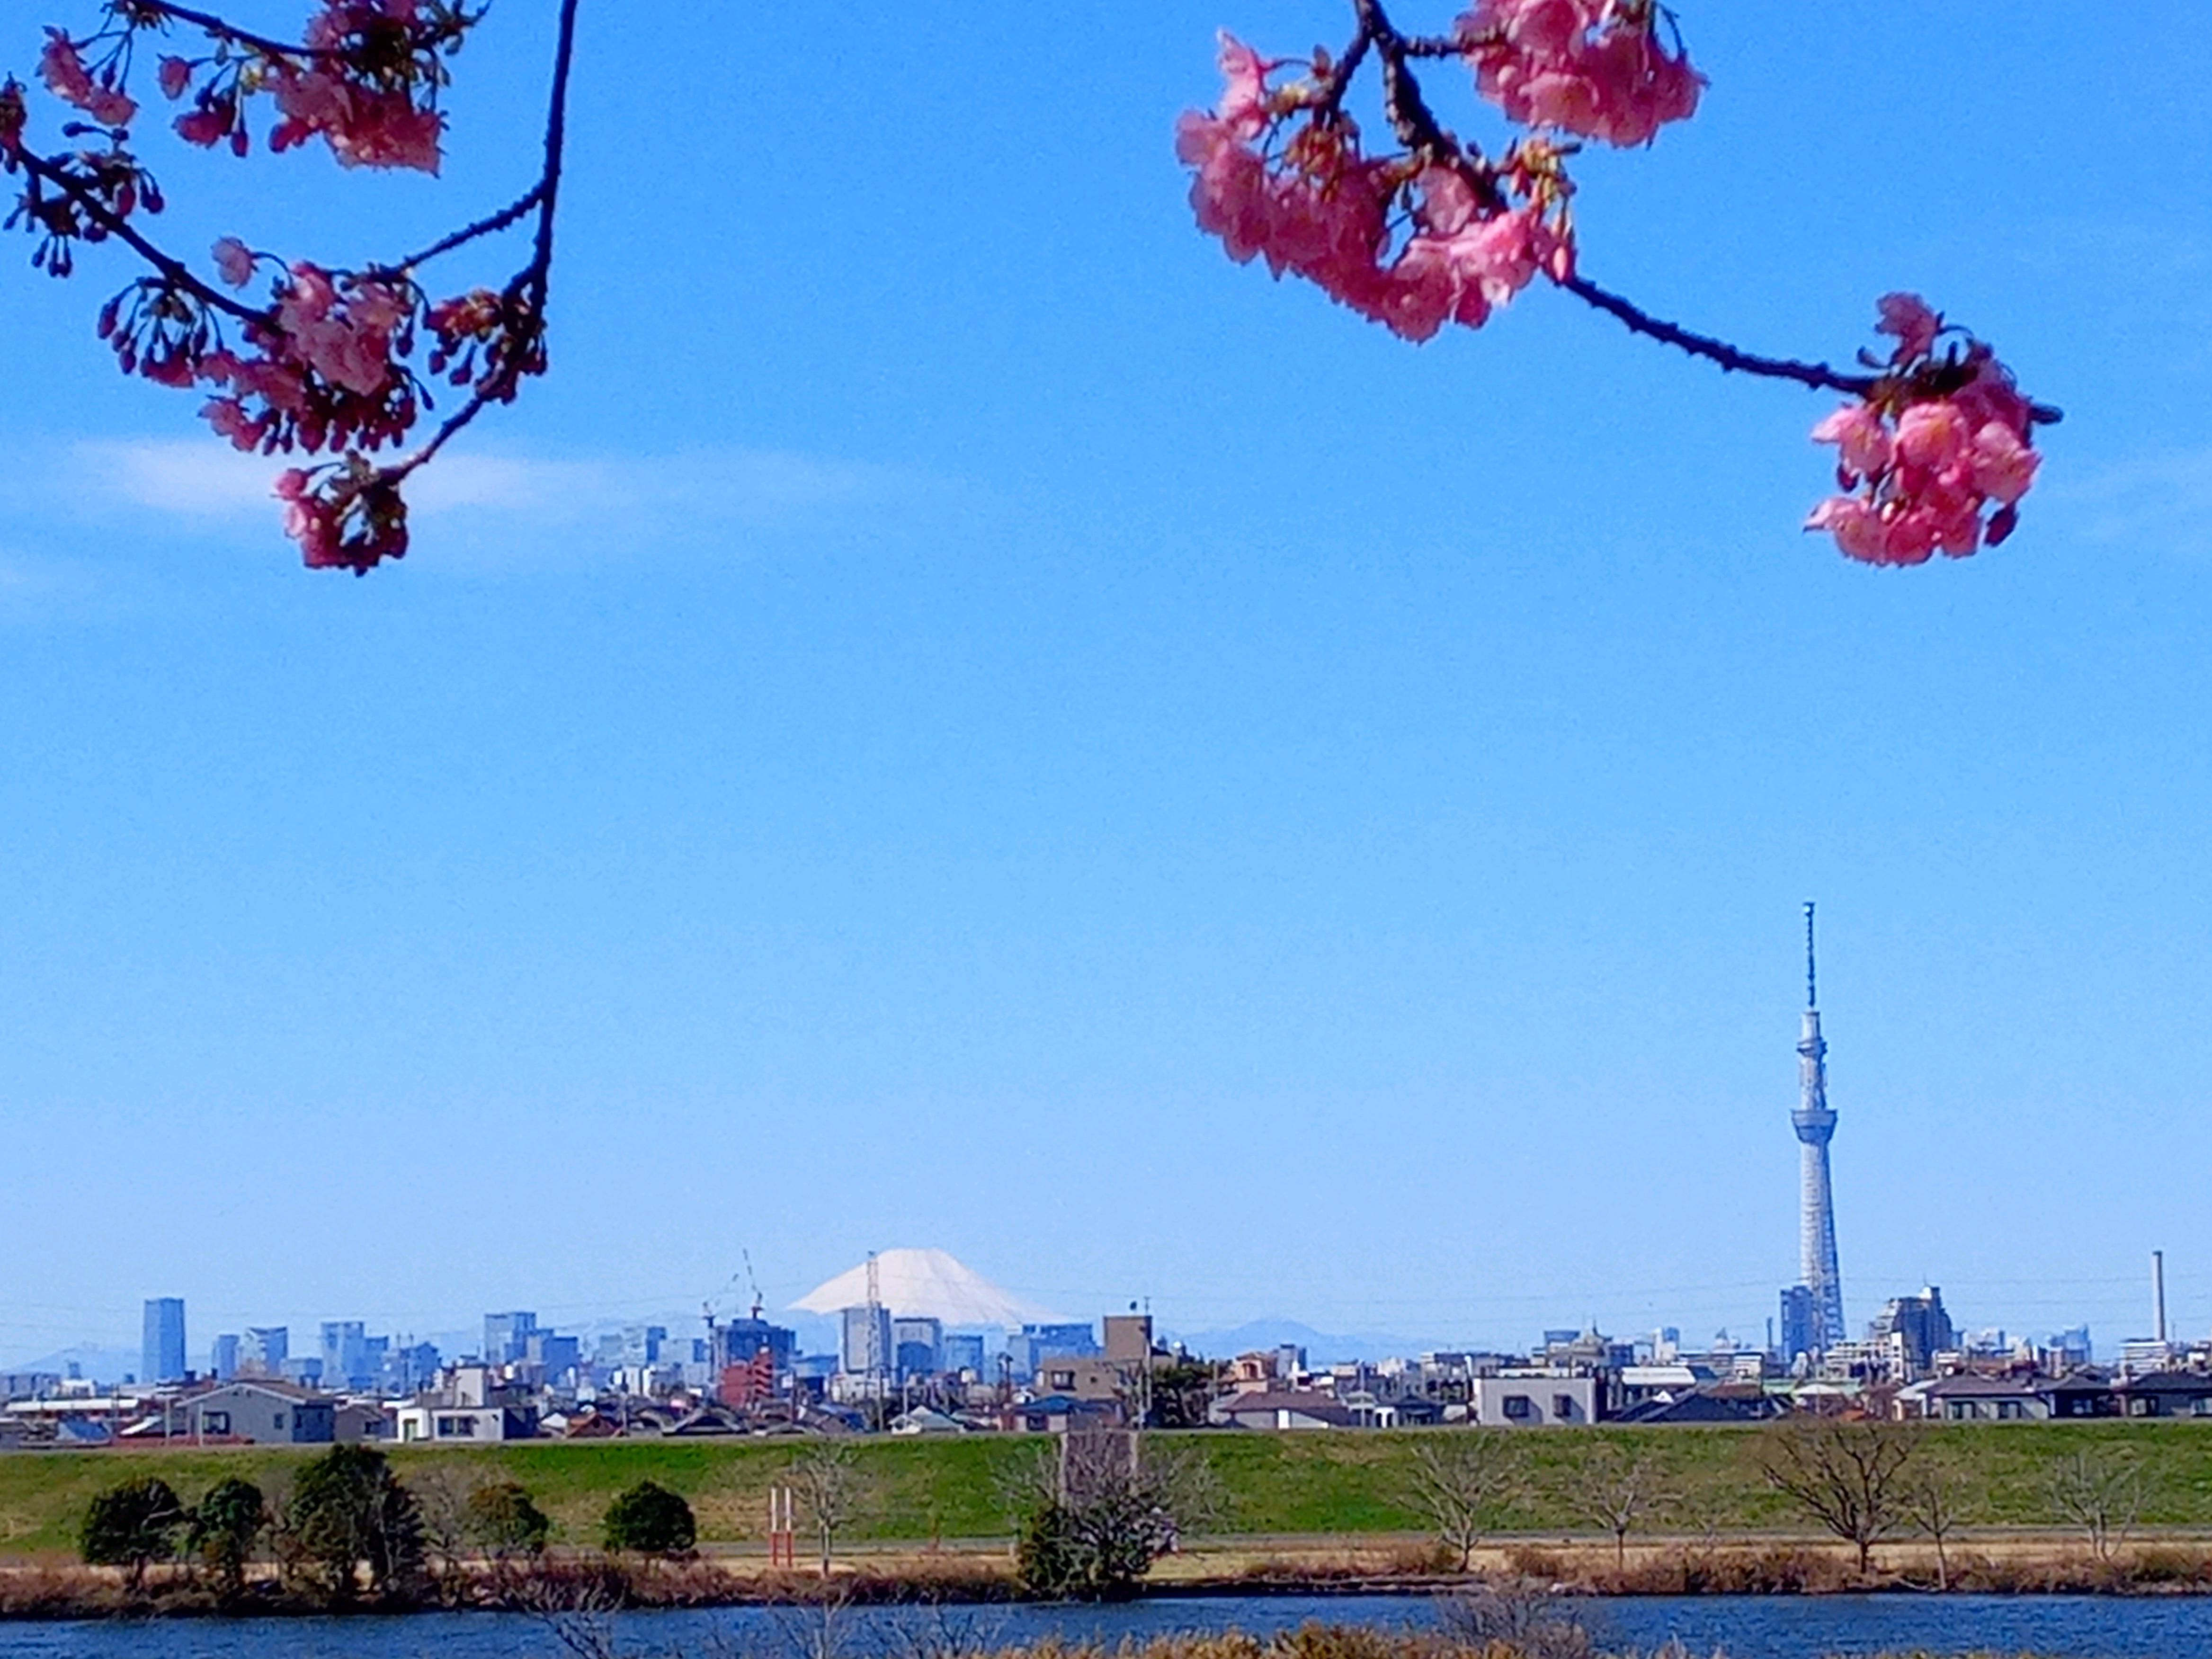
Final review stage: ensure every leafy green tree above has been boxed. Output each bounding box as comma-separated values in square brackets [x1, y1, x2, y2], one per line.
[79, 1477, 186, 1592]
[276, 1445, 425, 1605]
[1144, 1359, 1220, 1429]
[187, 1477, 267, 1600]
[601, 1481, 695, 1555]
[464, 1480, 552, 1557]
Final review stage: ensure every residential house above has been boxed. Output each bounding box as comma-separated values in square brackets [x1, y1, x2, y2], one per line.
[1472, 1374, 1601, 1427]
[1209, 1389, 1356, 1430]
[1898, 1374, 2052, 1421]
[2115, 1371, 2212, 1419]
[183, 1381, 336, 1444]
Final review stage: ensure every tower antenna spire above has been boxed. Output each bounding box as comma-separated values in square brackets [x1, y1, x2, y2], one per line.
[1789, 902, 1844, 1359]
[1805, 901, 1818, 1010]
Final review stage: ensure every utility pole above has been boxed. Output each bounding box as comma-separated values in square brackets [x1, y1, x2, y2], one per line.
[865, 1250, 883, 1428]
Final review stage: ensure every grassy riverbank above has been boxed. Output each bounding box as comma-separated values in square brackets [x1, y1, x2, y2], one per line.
[4, 1423, 2212, 1559]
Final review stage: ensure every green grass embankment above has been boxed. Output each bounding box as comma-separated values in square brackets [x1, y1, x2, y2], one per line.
[4, 1422, 2212, 1558]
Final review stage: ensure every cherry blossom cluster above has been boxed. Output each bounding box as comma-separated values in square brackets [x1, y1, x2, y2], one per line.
[1177, 0, 1700, 343]
[1176, 36, 1573, 344]
[1803, 294, 2042, 566]
[5, 0, 575, 571]
[1461, 0, 1702, 148]
[1182, 0, 2056, 561]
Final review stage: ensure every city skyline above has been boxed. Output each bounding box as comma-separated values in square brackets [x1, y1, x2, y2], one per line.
[13, 905, 2193, 1378]
[3, 2, 2210, 1379]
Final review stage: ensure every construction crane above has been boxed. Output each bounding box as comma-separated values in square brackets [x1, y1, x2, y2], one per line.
[701, 1251, 774, 1370]
[743, 1249, 766, 1323]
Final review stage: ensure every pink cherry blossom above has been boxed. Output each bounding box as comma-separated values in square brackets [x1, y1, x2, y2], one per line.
[1214, 32, 1273, 142]
[1804, 496, 1885, 564]
[1811, 403, 1891, 480]
[1460, 0, 1703, 147]
[276, 263, 403, 396]
[176, 105, 229, 147]
[158, 57, 192, 100]
[212, 236, 255, 288]
[201, 395, 269, 450]
[1968, 419, 2040, 506]
[1803, 297, 2043, 565]
[37, 32, 93, 105]
[39, 29, 136, 127]
[1875, 292, 1940, 363]
[326, 92, 443, 173]
[140, 350, 196, 388]
[1893, 401, 1968, 471]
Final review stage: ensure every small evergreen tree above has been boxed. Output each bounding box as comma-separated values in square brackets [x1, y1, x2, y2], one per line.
[464, 1480, 552, 1557]
[277, 1445, 425, 1605]
[601, 1481, 696, 1555]
[80, 1477, 186, 1592]
[188, 1477, 267, 1600]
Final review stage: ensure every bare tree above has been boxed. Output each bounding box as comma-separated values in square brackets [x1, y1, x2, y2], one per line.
[1406, 1431, 1526, 1573]
[763, 1576, 855, 1659]
[789, 1441, 868, 1579]
[1900, 1454, 1976, 1591]
[1438, 1585, 1597, 1659]
[1562, 1440, 1679, 1569]
[1754, 1416, 1916, 1574]
[408, 1464, 476, 1608]
[2049, 1448, 2147, 1563]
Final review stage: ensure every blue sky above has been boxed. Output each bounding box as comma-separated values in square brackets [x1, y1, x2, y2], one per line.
[2, 0, 2209, 1368]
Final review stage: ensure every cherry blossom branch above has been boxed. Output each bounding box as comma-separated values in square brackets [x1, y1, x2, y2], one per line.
[1561, 271, 2064, 425]
[377, 0, 577, 487]
[13, 143, 263, 321]
[115, 1, 342, 61]
[115, 0, 467, 64]
[525, 0, 577, 291]
[1178, 3, 2059, 566]
[377, 178, 542, 275]
[1351, 0, 1471, 162]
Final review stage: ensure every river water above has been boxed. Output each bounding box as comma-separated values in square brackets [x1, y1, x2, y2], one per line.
[3, 1593, 2211, 1659]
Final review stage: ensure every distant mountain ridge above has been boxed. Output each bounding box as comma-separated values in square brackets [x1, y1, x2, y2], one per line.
[1161, 1318, 1452, 1366]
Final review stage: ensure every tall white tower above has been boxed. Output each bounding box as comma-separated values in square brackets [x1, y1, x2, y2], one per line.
[1792, 903, 1846, 1352]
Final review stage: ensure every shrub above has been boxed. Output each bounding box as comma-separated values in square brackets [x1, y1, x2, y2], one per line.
[1015, 1492, 1174, 1600]
[465, 1481, 552, 1556]
[602, 1481, 696, 1556]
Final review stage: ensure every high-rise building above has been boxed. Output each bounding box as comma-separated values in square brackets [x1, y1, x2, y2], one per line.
[321, 1321, 373, 1390]
[942, 1333, 986, 1376]
[525, 1332, 580, 1382]
[892, 1316, 943, 1378]
[839, 1305, 892, 1377]
[241, 1327, 289, 1376]
[1778, 1286, 1816, 1368]
[212, 1333, 241, 1382]
[1868, 1287, 1956, 1375]
[1004, 1321, 1099, 1377]
[1788, 905, 1846, 1355]
[384, 1340, 441, 1396]
[142, 1298, 187, 1384]
[483, 1311, 538, 1365]
[714, 1316, 794, 1376]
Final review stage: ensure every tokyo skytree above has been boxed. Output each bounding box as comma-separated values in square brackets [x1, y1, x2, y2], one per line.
[1792, 902, 1846, 1352]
